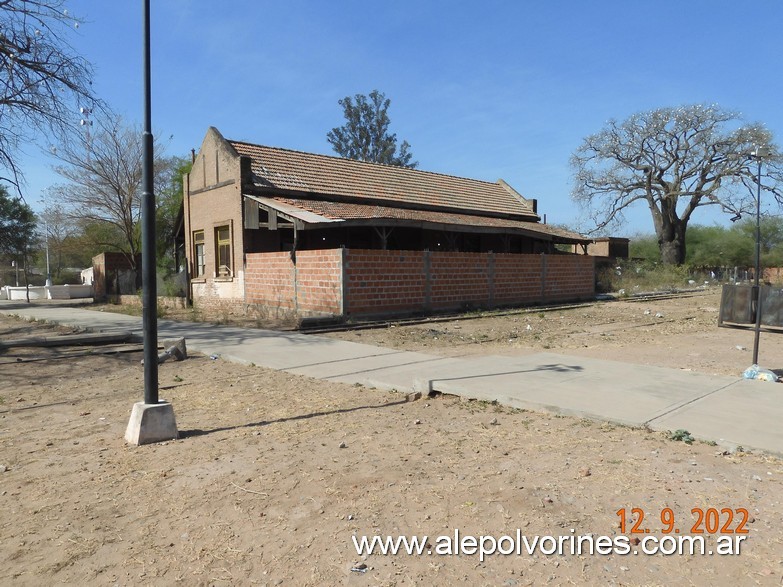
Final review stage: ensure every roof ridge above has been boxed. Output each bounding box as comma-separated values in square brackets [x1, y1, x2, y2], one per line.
[227, 138, 505, 187]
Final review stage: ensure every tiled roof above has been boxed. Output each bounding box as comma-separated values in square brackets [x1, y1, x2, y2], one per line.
[247, 195, 588, 243]
[229, 140, 539, 220]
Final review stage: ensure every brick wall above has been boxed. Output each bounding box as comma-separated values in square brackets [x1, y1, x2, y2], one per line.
[91, 252, 140, 300]
[244, 249, 342, 317]
[343, 250, 427, 314]
[342, 249, 595, 317]
[236, 248, 595, 319]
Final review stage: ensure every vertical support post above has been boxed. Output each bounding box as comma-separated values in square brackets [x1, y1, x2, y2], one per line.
[141, 0, 158, 405]
[487, 251, 495, 308]
[339, 246, 347, 317]
[752, 155, 763, 365]
[423, 250, 432, 311]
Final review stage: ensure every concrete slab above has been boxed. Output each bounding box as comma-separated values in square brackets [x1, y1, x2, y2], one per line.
[409, 353, 741, 427]
[649, 379, 783, 454]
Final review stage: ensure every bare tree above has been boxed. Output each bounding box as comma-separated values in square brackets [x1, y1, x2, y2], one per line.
[571, 104, 783, 265]
[0, 0, 96, 195]
[49, 113, 167, 269]
[38, 199, 75, 277]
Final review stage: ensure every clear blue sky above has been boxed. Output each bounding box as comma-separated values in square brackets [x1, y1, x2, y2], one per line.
[18, 0, 783, 237]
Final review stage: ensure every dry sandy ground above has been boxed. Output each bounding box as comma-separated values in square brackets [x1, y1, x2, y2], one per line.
[1, 291, 783, 586]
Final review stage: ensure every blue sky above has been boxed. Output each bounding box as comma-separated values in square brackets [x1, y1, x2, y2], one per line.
[18, 0, 783, 236]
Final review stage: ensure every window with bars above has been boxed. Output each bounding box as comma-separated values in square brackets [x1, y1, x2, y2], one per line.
[193, 230, 205, 277]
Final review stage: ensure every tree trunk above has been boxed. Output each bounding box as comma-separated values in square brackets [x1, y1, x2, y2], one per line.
[658, 219, 687, 265]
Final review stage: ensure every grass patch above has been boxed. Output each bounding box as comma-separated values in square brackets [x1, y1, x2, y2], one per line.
[597, 260, 708, 294]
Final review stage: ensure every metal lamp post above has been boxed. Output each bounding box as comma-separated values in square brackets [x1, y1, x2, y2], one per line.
[124, 0, 178, 445]
[140, 0, 158, 405]
[751, 145, 769, 365]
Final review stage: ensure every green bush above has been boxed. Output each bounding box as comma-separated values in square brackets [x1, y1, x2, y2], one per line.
[597, 260, 699, 294]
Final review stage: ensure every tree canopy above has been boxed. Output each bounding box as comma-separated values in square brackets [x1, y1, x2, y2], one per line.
[327, 90, 418, 168]
[0, 1, 96, 195]
[48, 112, 168, 268]
[571, 104, 783, 265]
[631, 217, 783, 270]
[0, 184, 36, 255]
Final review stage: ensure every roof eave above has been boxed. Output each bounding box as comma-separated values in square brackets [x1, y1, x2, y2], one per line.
[246, 183, 540, 223]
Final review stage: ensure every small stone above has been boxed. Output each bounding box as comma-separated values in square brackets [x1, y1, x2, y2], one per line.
[752, 475, 763, 481]
[490, 418, 499, 425]
[338, 441, 347, 449]
[414, 419, 422, 425]
[0, 465, 7, 473]
[579, 468, 591, 477]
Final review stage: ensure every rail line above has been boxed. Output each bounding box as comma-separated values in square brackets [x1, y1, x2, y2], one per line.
[299, 288, 713, 334]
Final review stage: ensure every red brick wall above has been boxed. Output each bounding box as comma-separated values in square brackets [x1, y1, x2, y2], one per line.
[245, 249, 342, 316]
[343, 250, 427, 314]
[91, 252, 140, 300]
[429, 252, 488, 309]
[343, 249, 594, 317]
[543, 255, 595, 302]
[242, 248, 595, 319]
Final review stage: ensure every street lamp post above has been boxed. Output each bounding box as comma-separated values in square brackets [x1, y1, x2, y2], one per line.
[751, 145, 769, 365]
[124, 0, 178, 445]
[43, 215, 51, 287]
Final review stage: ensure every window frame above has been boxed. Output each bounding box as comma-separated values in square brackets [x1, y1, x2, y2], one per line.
[192, 230, 205, 278]
[215, 224, 232, 277]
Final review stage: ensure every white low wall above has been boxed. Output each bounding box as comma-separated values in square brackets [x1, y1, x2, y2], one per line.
[4, 284, 94, 300]
[7, 286, 47, 300]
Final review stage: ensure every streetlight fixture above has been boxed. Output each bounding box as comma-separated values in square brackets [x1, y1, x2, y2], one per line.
[750, 145, 770, 365]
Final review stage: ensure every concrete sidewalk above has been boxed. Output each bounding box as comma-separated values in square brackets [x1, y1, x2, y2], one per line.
[2, 300, 781, 455]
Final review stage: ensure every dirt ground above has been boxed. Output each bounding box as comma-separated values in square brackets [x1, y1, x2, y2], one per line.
[1, 289, 783, 586]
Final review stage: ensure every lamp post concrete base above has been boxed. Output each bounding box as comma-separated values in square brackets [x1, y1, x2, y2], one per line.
[125, 401, 178, 445]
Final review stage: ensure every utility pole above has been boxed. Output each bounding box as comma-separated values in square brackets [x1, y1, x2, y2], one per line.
[124, 0, 178, 445]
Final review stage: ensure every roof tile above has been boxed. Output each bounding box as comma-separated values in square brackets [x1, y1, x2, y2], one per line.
[230, 140, 538, 220]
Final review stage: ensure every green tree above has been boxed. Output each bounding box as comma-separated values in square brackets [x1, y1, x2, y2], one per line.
[156, 156, 192, 271]
[629, 234, 660, 262]
[684, 225, 751, 268]
[327, 90, 418, 168]
[0, 185, 36, 256]
[0, 184, 37, 290]
[571, 104, 782, 265]
[735, 216, 783, 268]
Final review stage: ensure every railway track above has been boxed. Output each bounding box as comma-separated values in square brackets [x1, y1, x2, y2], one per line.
[299, 288, 713, 335]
